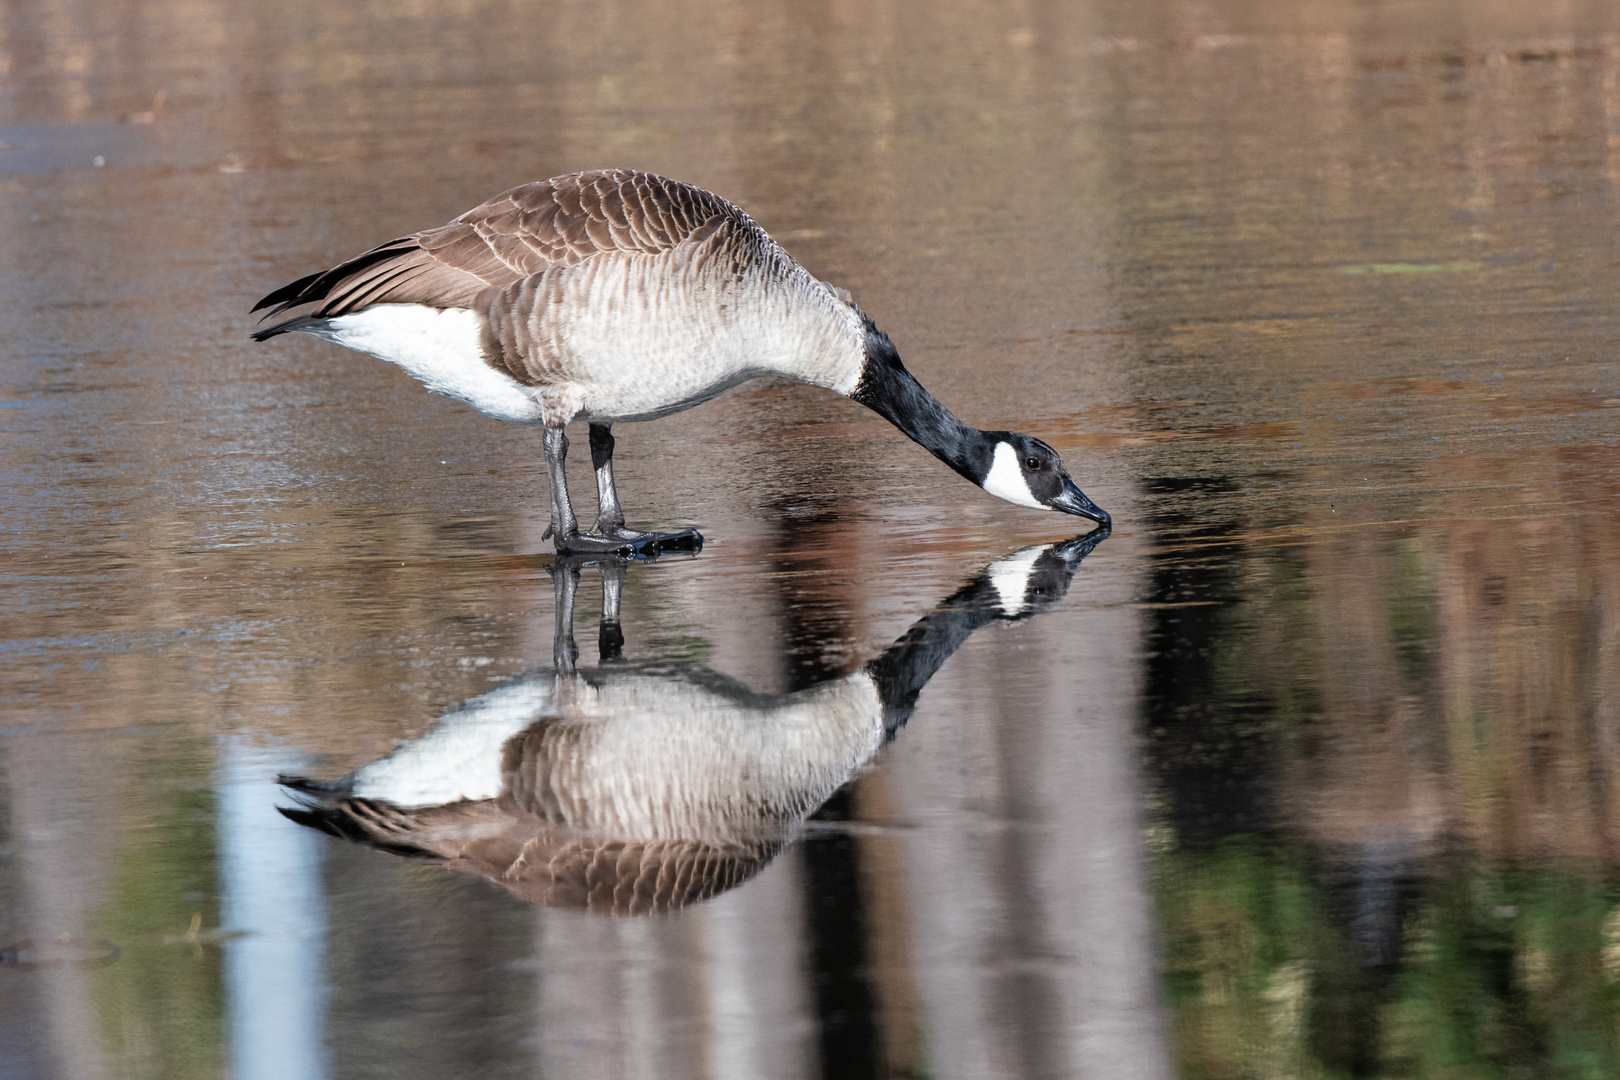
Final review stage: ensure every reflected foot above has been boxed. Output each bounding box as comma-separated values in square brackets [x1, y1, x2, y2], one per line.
[554, 527, 704, 556]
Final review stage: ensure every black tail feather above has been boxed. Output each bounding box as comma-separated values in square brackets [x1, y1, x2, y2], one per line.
[276, 772, 351, 795]
[250, 236, 418, 317]
[250, 315, 327, 342]
[250, 267, 329, 314]
[275, 803, 442, 861]
[276, 804, 347, 836]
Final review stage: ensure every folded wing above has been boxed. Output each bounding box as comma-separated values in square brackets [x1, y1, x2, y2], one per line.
[251, 169, 739, 324]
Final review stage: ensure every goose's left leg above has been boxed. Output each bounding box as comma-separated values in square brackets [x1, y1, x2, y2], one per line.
[585, 423, 655, 546]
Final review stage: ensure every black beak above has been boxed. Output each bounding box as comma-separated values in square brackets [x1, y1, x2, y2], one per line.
[1049, 477, 1110, 527]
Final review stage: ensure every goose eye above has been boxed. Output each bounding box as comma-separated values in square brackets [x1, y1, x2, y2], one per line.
[1025, 457, 1042, 471]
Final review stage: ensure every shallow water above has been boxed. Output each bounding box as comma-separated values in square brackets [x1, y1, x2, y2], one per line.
[2, 0, 1619, 1077]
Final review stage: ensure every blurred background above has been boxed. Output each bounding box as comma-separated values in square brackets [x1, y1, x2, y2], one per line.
[1, 0, 1618, 1077]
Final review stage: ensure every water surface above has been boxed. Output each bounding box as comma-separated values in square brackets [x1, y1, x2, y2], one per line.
[2, 0, 1618, 1077]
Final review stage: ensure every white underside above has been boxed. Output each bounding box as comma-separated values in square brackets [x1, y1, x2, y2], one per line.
[351, 678, 551, 806]
[986, 546, 1045, 617]
[981, 441, 1046, 509]
[310, 306, 545, 424]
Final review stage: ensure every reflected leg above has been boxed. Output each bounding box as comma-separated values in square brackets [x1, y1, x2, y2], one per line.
[551, 557, 580, 674]
[598, 558, 626, 663]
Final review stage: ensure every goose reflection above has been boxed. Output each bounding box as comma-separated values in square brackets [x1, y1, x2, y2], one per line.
[280, 528, 1108, 914]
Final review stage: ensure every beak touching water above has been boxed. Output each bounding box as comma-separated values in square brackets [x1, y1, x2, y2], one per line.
[1049, 476, 1111, 527]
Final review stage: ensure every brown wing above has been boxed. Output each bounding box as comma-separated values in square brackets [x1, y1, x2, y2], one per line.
[251, 170, 740, 325]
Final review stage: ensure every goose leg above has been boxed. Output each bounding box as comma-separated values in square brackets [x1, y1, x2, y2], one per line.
[544, 423, 704, 556]
[542, 426, 581, 544]
[586, 424, 654, 545]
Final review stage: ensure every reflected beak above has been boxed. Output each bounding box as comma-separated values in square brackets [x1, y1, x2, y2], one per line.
[1050, 521, 1111, 565]
[1049, 477, 1111, 526]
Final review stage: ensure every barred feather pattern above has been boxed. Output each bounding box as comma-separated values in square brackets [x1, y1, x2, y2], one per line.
[254, 169, 770, 321]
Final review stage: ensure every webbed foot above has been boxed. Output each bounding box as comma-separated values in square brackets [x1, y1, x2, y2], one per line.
[553, 527, 704, 556]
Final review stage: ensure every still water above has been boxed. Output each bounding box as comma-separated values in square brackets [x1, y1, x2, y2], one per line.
[2, 0, 1618, 1076]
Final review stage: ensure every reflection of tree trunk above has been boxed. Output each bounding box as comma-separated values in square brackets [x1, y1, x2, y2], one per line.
[884, 535, 1171, 1080]
[802, 788, 881, 1080]
[769, 507, 884, 1080]
[697, 857, 817, 1080]
[218, 740, 330, 1080]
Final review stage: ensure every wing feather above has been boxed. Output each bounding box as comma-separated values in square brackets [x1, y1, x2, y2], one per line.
[250, 169, 751, 326]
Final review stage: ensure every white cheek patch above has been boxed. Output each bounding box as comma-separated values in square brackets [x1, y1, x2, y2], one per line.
[981, 441, 1046, 510]
[986, 547, 1044, 617]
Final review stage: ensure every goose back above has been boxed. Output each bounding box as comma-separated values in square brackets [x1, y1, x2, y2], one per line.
[252, 170, 744, 319]
[254, 170, 869, 422]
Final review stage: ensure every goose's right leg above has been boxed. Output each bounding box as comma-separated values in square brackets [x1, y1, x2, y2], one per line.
[542, 426, 581, 544]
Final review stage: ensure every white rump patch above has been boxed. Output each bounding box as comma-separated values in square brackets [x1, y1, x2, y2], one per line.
[986, 546, 1044, 617]
[312, 305, 543, 424]
[981, 441, 1045, 509]
[351, 679, 553, 807]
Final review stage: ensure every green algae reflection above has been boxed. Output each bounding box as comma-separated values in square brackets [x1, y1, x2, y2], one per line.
[1158, 841, 1620, 1080]
[1143, 481, 1620, 1078]
[89, 740, 225, 1080]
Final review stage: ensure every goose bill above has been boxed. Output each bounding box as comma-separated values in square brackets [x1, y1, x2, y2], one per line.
[1049, 477, 1110, 525]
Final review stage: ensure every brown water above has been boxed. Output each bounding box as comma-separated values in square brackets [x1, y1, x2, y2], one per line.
[3, 0, 1619, 1077]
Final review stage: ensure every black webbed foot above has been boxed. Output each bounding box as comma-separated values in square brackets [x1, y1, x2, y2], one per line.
[553, 528, 704, 557]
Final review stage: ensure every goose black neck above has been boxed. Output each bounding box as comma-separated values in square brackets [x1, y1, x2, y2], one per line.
[849, 326, 991, 484]
[863, 576, 1005, 734]
[861, 528, 1108, 734]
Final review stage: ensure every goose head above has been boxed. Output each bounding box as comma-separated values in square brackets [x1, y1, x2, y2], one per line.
[975, 432, 1110, 525]
[850, 322, 1110, 526]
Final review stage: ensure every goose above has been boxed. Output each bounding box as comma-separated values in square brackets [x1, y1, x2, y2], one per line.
[252, 169, 1109, 554]
[279, 526, 1108, 913]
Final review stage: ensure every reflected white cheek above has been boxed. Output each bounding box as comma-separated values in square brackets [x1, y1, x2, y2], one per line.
[986, 547, 1044, 616]
[981, 442, 1046, 510]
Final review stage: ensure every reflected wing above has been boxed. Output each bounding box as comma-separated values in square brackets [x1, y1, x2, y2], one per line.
[461, 833, 775, 914]
[278, 794, 774, 914]
[251, 170, 739, 320]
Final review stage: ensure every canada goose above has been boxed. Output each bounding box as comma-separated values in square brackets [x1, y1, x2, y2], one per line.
[279, 526, 1108, 913]
[252, 170, 1110, 553]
